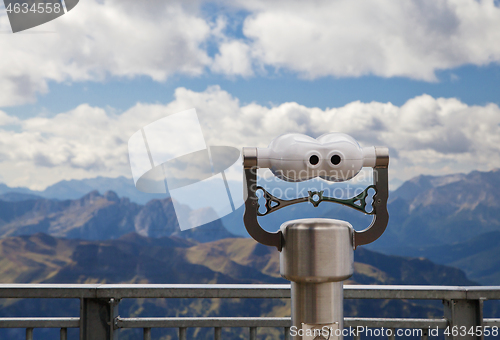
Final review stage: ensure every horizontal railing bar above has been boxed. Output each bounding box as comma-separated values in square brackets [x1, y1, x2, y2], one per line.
[91, 284, 500, 300]
[97, 284, 479, 300]
[0, 315, 485, 330]
[344, 285, 469, 300]
[0, 284, 99, 299]
[466, 288, 500, 300]
[117, 317, 290, 328]
[483, 318, 500, 326]
[0, 317, 79, 328]
[95, 284, 291, 299]
[116, 317, 448, 329]
[0, 284, 497, 300]
[345, 318, 448, 328]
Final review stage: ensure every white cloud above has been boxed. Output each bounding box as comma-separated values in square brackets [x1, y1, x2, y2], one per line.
[211, 40, 253, 76]
[3, 0, 500, 106]
[0, 86, 499, 189]
[0, 0, 212, 106]
[0, 110, 20, 125]
[237, 0, 500, 80]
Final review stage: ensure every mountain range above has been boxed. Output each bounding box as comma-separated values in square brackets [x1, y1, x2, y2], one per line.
[0, 176, 165, 204]
[367, 169, 500, 285]
[0, 190, 233, 243]
[1, 168, 500, 285]
[383, 230, 500, 285]
[3, 232, 473, 286]
[0, 169, 499, 338]
[382, 169, 500, 247]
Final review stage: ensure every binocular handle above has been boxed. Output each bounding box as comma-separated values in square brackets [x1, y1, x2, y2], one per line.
[243, 147, 284, 250]
[353, 165, 389, 248]
[242, 147, 389, 251]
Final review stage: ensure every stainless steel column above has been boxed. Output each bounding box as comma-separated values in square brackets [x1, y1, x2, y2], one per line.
[280, 218, 354, 340]
[291, 281, 343, 327]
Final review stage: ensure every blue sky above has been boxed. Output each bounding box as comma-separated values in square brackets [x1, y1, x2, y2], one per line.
[4, 63, 500, 119]
[1, 0, 500, 190]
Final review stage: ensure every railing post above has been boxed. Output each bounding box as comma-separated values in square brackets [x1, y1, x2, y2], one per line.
[143, 327, 151, 340]
[249, 326, 257, 340]
[61, 327, 68, 340]
[388, 328, 395, 340]
[26, 327, 33, 340]
[179, 327, 187, 340]
[421, 328, 428, 340]
[443, 299, 484, 340]
[80, 297, 120, 340]
[214, 326, 221, 340]
[284, 327, 290, 340]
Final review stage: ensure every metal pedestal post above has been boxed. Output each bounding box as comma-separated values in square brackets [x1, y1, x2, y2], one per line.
[280, 218, 354, 340]
[292, 282, 344, 333]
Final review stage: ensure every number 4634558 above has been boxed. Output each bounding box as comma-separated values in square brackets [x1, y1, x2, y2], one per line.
[6, 2, 62, 14]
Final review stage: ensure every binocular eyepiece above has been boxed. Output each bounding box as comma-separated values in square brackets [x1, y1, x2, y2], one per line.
[255, 133, 387, 182]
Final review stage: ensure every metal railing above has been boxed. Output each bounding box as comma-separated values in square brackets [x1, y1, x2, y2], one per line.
[0, 284, 498, 339]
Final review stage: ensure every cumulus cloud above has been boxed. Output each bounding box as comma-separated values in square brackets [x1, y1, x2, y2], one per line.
[0, 111, 20, 125]
[211, 40, 253, 76]
[0, 0, 212, 106]
[237, 0, 500, 80]
[0, 86, 499, 189]
[2, 0, 500, 106]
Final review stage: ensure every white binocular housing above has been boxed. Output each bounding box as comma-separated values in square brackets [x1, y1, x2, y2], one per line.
[256, 133, 387, 182]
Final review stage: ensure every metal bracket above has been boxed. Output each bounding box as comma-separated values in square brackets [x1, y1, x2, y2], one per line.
[242, 147, 389, 251]
[244, 166, 284, 251]
[353, 166, 389, 249]
[256, 185, 376, 216]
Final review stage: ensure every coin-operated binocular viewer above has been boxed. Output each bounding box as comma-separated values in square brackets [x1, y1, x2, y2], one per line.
[242, 133, 389, 340]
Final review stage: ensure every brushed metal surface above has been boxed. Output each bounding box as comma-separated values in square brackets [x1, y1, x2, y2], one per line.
[292, 281, 343, 327]
[280, 219, 354, 283]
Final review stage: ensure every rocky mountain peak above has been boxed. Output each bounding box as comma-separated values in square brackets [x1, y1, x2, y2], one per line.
[103, 191, 120, 202]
